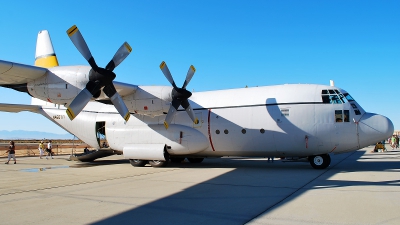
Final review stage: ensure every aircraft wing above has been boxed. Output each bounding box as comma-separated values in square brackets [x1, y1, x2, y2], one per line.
[113, 81, 138, 96]
[0, 60, 48, 85]
[0, 103, 41, 113]
[95, 81, 138, 101]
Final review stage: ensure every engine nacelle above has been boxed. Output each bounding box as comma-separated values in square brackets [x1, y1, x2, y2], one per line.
[27, 66, 89, 105]
[123, 86, 173, 117]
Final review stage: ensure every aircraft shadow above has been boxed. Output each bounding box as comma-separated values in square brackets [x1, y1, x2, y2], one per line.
[70, 159, 129, 168]
[89, 149, 400, 225]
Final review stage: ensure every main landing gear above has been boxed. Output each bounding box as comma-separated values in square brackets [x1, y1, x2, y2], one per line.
[129, 157, 205, 168]
[308, 154, 331, 169]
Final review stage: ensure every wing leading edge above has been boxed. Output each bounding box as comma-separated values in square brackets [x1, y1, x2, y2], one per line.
[0, 60, 48, 85]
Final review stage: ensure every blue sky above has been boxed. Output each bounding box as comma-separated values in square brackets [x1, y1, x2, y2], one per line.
[0, 0, 399, 134]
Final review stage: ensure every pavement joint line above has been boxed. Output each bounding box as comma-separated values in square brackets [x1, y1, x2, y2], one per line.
[0, 168, 180, 197]
[151, 178, 301, 190]
[244, 150, 357, 224]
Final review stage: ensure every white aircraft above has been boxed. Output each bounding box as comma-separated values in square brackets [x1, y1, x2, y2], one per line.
[0, 26, 394, 169]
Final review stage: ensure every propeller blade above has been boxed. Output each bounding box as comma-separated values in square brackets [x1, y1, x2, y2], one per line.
[182, 65, 196, 89]
[164, 99, 181, 129]
[66, 88, 92, 120]
[103, 84, 130, 122]
[160, 61, 178, 89]
[105, 42, 132, 71]
[181, 99, 199, 124]
[67, 25, 98, 69]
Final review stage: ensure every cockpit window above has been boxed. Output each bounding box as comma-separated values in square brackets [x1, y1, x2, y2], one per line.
[343, 93, 355, 101]
[321, 89, 344, 104]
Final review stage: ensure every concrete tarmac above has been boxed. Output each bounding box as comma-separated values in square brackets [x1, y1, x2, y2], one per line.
[0, 145, 399, 225]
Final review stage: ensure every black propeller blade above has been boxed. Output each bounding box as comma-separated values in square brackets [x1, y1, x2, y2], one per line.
[66, 25, 131, 122]
[160, 61, 199, 129]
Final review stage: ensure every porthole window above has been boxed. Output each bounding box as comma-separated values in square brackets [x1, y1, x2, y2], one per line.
[224, 129, 229, 134]
[241, 129, 246, 134]
[260, 129, 265, 134]
[216, 130, 220, 134]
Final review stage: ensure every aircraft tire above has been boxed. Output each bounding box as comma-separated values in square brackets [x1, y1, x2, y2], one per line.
[309, 154, 331, 169]
[129, 159, 148, 167]
[149, 160, 169, 167]
[170, 157, 185, 163]
[187, 158, 204, 163]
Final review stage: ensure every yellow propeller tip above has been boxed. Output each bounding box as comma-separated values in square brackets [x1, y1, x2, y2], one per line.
[160, 61, 166, 69]
[124, 113, 130, 122]
[124, 42, 132, 52]
[67, 25, 78, 36]
[66, 108, 76, 120]
[163, 121, 169, 129]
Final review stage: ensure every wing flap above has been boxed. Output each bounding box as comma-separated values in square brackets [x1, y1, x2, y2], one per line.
[0, 60, 48, 85]
[0, 103, 41, 113]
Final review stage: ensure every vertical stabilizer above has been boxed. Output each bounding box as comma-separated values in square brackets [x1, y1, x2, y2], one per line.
[34, 30, 59, 68]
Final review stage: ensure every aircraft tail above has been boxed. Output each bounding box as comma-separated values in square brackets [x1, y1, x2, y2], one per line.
[34, 30, 59, 68]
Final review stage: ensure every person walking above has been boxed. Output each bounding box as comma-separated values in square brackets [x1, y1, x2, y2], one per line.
[38, 141, 45, 159]
[5, 141, 16, 164]
[46, 140, 53, 159]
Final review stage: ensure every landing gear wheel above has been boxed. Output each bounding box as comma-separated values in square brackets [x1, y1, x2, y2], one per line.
[309, 154, 331, 169]
[170, 157, 185, 163]
[149, 160, 169, 167]
[130, 159, 148, 167]
[187, 158, 204, 163]
[149, 148, 170, 167]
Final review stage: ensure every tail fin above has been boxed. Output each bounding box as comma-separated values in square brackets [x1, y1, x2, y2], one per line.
[34, 30, 59, 68]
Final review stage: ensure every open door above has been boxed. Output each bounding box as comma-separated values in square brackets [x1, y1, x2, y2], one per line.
[96, 121, 107, 148]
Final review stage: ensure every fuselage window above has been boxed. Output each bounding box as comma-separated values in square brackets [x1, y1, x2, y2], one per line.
[335, 110, 350, 122]
[354, 109, 361, 115]
[344, 110, 350, 122]
[351, 103, 357, 108]
[335, 110, 343, 122]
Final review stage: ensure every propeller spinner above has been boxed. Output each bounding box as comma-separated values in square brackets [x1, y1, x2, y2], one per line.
[65, 25, 131, 122]
[160, 61, 199, 129]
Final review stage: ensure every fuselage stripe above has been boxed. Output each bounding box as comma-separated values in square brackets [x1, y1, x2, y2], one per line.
[208, 109, 216, 151]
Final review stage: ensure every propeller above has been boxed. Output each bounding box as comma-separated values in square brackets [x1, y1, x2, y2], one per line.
[65, 25, 131, 122]
[159, 61, 199, 129]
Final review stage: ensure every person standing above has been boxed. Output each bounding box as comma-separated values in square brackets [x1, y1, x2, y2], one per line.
[38, 141, 45, 159]
[46, 140, 53, 159]
[391, 135, 396, 150]
[5, 141, 16, 164]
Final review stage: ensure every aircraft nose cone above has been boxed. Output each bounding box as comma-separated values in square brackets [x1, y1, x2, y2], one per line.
[358, 113, 394, 147]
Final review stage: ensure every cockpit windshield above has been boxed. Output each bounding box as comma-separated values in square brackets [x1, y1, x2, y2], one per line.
[322, 89, 362, 115]
[343, 93, 355, 101]
[321, 89, 347, 104]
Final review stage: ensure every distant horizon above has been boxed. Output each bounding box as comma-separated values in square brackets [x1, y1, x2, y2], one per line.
[0, 130, 74, 140]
